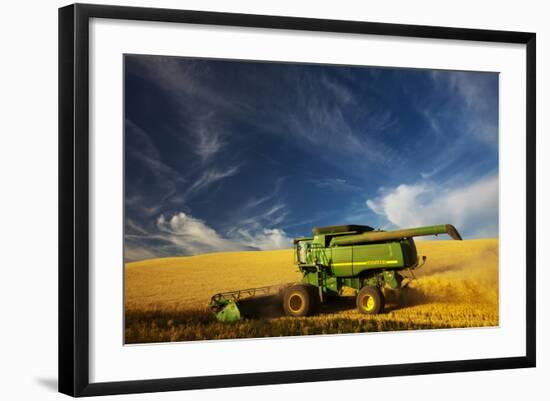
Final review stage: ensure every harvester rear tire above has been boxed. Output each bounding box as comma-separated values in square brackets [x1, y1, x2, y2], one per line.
[356, 286, 385, 315]
[283, 285, 314, 317]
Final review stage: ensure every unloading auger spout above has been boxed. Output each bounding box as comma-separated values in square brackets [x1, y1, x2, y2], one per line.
[329, 224, 462, 247]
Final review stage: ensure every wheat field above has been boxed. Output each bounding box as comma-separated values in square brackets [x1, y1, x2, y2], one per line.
[125, 239, 498, 343]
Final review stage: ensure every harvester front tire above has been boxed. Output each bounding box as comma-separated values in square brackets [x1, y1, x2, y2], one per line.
[356, 286, 384, 315]
[283, 285, 314, 317]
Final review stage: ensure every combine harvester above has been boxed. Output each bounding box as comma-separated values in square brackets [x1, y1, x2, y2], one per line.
[209, 224, 462, 322]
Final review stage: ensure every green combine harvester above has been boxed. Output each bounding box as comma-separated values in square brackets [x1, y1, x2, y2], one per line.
[209, 224, 462, 322]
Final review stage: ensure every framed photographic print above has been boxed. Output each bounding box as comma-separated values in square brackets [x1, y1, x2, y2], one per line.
[58, 3, 536, 397]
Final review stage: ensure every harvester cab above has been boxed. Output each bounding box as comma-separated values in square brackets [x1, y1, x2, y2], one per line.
[209, 224, 462, 322]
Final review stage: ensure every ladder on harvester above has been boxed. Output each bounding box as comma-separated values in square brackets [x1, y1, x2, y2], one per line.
[307, 243, 331, 302]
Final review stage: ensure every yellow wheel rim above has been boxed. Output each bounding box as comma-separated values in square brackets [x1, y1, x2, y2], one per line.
[362, 295, 375, 311]
[288, 293, 305, 314]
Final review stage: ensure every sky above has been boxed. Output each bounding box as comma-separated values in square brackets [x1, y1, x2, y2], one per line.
[124, 55, 499, 261]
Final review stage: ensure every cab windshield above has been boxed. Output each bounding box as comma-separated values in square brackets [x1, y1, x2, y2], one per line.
[297, 241, 310, 264]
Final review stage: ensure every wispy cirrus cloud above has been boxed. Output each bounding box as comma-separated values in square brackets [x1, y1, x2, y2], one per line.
[125, 57, 499, 260]
[126, 118, 240, 219]
[128, 57, 238, 166]
[320, 73, 354, 104]
[130, 57, 402, 177]
[236, 203, 288, 230]
[282, 73, 400, 170]
[429, 70, 498, 145]
[130, 56, 244, 113]
[194, 122, 225, 162]
[168, 165, 240, 205]
[242, 177, 285, 209]
[308, 178, 361, 192]
[125, 120, 187, 216]
[126, 119, 186, 184]
[186, 165, 240, 196]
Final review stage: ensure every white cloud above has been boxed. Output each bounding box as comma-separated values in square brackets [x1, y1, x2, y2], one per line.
[366, 174, 498, 238]
[242, 178, 285, 209]
[231, 227, 292, 251]
[125, 211, 293, 261]
[429, 71, 498, 145]
[276, 73, 400, 173]
[125, 120, 190, 217]
[174, 165, 240, 203]
[195, 124, 224, 162]
[156, 212, 239, 254]
[235, 203, 288, 235]
[320, 74, 353, 103]
[125, 218, 149, 235]
[126, 119, 186, 182]
[308, 178, 360, 192]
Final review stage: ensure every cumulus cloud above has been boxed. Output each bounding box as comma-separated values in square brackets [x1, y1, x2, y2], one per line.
[125, 211, 293, 261]
[366, 174, 498, 238]
[156, 213, 239, 254]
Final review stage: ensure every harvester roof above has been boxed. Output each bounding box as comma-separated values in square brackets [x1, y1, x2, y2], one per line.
[312, 224, 374, 235]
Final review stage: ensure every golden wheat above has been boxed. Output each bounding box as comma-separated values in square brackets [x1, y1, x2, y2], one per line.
[125, 239, 498, 343]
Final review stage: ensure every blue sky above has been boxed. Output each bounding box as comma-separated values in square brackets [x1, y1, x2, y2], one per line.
[124, 55, 499, 261]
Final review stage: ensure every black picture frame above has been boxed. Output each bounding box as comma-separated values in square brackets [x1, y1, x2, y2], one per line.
[59, 3, 536, 397]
